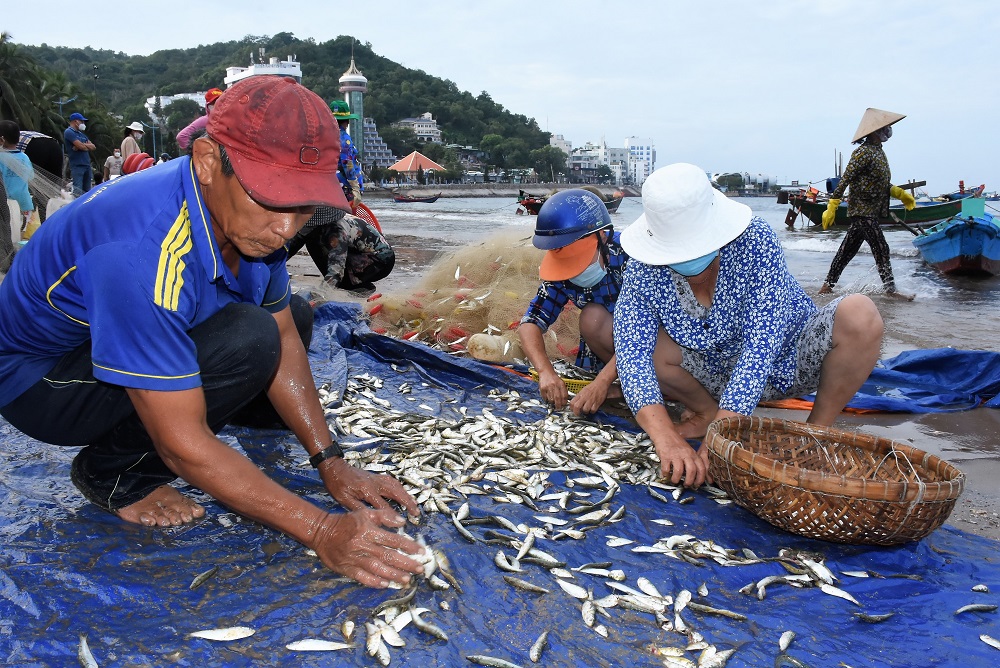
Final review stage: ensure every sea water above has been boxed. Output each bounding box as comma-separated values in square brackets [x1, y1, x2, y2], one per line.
[371, 195, 1000, 357]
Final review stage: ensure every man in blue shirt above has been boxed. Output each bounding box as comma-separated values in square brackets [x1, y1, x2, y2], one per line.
[519, 189, 629, 415]
[0, 76, 424, 589]
[63, 112, 96, 195]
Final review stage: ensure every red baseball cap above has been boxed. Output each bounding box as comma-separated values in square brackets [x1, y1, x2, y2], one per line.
[204, 87, 223, 106]
[206, 76, 348, 210]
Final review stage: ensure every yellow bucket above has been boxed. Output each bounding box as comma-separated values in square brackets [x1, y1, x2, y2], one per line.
[528, 368, 593, 394]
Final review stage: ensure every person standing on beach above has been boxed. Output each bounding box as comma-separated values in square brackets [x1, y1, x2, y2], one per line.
[0, 76, 425, 588]
[103, 148, 123, 181]
[120, 121, 144, 160]
[63, 112, 95, 195]
[818, 108, 916, 300]
[177, 88, 223, 151]
[17, 130, 62, 220]
[614, 164, 884, 487]
[519, 188, 629, 415]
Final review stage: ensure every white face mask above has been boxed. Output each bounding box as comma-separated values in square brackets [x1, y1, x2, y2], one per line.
[78, 122, 87, 132]
[113, 151, 121, 158]
[134, 132, 143, 140]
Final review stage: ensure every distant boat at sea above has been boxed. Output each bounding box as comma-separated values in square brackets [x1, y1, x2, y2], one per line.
[517, 186, 624, 215]
[392, 192, 441, 203]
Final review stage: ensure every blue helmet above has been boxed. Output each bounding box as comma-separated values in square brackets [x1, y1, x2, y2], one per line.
[532, 189, 613, 250]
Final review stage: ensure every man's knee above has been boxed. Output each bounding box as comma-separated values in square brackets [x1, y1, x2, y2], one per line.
[195, 303, 281, 384]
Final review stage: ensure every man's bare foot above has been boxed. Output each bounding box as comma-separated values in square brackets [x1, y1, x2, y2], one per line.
[887, 290, 915, 302]
[116, 485, 206, 527]
[676, 411, 713, 440]
[817, 283, 833, 295]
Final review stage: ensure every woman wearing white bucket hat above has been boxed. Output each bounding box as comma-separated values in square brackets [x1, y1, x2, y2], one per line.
[615, 163, 885, 487]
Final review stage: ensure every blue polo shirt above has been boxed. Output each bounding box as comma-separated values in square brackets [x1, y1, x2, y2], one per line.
[63, 126, 92, 167]
[0, 157, 291, 407]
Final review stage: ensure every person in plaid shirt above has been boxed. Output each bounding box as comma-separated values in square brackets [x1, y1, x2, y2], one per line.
[519, 189, 629, 415]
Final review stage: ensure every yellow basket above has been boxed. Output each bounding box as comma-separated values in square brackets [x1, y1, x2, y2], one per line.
[528, 368, 593, 393]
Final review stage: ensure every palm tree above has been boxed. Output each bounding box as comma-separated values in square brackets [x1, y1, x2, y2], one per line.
[0, 32, 41, 125]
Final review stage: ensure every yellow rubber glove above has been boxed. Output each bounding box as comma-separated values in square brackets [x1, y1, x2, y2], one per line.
[821, 198, 841, 230]
[890, 185, 916, 210]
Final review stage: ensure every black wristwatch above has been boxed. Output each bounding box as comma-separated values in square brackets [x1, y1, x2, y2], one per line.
[308, 442, 344, 468]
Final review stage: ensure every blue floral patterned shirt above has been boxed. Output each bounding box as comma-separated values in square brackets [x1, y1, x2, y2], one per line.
[521, 231, 628, 369]
[613, 218, 817, 415]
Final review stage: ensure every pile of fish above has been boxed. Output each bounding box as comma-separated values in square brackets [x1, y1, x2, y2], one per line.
[166, 373, 1000, 668]
[313, 374, 897, 667]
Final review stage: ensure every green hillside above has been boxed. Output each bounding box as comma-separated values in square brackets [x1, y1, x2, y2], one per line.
[10, 32, 555, 176]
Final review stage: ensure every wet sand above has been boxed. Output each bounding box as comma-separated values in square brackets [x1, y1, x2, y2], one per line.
[288, 233, 1000, 543]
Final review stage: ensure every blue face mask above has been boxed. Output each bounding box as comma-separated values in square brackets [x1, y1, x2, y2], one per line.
[569, 260, 607, 288]
[668, 250, 719, 277]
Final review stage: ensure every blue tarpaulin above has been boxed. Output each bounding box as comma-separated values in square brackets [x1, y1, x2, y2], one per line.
[1, 302, 999, 667]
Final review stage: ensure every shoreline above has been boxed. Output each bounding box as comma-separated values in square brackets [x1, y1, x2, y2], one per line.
[364, 183, 638, 199]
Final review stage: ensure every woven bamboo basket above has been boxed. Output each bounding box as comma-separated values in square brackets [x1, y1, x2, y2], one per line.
[705, 416, 965, 546]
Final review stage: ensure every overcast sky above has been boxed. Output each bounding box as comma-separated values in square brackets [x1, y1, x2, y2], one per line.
[11, 0, 999, 193]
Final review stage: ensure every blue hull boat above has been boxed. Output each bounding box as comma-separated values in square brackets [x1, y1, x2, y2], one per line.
[912, 212, 1000, 276]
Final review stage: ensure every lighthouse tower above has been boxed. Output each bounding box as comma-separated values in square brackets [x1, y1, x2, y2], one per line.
[338, 57, 368, 163]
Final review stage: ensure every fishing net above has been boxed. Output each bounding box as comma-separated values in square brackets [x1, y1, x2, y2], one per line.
[0, 153, 72, 223]
[364, 229, 586, 364]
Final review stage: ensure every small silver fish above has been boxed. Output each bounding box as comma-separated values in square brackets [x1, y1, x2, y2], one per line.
[779, 630, 795, 652]
[956, 604, 999, 615]
[189, 566, 219, 590]
[189, 626, 255, 641]
[78, 635, 98, 668]
[286, 639, 354, 651]
[529, 630, 549, 663]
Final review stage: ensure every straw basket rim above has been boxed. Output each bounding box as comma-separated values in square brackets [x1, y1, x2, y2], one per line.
[705, 416, 965, 545]
[706, 416, 965, 503]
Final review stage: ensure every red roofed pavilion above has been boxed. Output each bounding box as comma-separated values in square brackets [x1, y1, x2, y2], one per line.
[388, 151, 446, 179]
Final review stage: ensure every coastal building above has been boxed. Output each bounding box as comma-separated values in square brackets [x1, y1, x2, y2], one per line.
[550, 134, 572, 172]
[338, 57, 367, 162]
[143, 92, 208, 124]
[362, 117, 397, 169]
[223, 50, 302, 87]
[569, 142, 602, 184]
[625, 137, 656, 186]
[393, 113, 443, 144]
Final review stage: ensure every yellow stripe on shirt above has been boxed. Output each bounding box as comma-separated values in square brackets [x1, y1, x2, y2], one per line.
[154, 203, 193, 311]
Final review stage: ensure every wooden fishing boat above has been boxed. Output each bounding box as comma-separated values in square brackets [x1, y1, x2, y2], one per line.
[517, 188, 624, 215]
[787, 193, 967, 229]
[392, 192, 441, 203]
[912, 212, 1000, 276]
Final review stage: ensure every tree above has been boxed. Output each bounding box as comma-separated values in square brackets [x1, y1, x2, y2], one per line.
[379, 125, 419, 158]
[596, 164, 613, 185]
[163, 98, 201, 134]
[529, 145, 568, 183]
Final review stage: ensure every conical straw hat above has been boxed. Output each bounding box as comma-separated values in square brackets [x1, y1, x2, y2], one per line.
[852, 108, 906, 143]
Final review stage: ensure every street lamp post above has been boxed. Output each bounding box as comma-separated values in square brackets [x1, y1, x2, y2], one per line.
[139, 121, 159, 160]
[92, 65, 99, 99]
[53, 95, 78, 117]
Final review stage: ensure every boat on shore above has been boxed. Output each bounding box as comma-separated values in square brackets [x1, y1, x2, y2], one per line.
[392, 192, 442, 203]
[517, 186, 624, 215]
[786, 193, 968, 229]
[912, 211, 1000, 276]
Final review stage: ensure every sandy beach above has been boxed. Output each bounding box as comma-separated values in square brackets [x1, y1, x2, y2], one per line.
[286, 203, 1000, 543]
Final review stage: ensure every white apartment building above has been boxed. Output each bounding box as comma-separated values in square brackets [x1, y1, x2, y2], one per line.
[393, 112, 443, 143]
[550, 134, 572, 169]
[625, 137, 656, 185]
